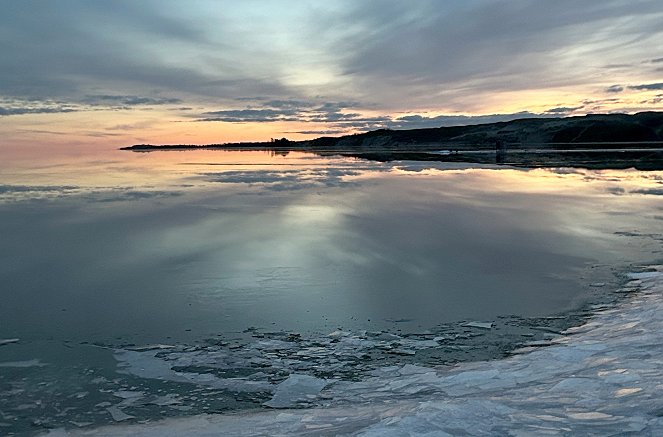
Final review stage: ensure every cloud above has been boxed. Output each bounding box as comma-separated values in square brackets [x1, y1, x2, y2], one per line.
[0, 94, 182, 117]
[197, 97, 567, 132]
[631, 188, 663, 196]
[0, 98, 80, 116]
[197, 100, 386, 128]
[1, 0, 662, 129]
[0, 184, 79, 194]
[199, 108, 300, 123]
[286, 130, 348, 135]
[639, 94, 663, 105]
[330, 0, 663, 109]
[543, 106, 584, 114]
[0, 1, 294, 103]
[262, 99, 317, 109]
[605, 85, 624, 93]
[628, 83, 663, 91]
[605, 186, 626, 195]
[386, 112, 545, 129]
[0, 106, 77, 116]
[83, 95, 182, 106]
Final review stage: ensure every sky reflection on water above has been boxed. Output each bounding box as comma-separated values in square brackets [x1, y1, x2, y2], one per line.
[0, 149, 662, 343]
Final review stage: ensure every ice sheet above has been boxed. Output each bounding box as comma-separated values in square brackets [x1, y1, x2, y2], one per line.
[44, 267, 663, 435]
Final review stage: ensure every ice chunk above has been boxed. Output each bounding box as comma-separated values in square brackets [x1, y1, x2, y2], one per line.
[462, 321, 493, 329]
[69, 421, 93, 428]
[614, 387, 642, 397]
[627, 271, 660, 280]
[149, 394, 181, 406]
[106, 406, 134, 422]
[264, 374, 329, 408]
[0, 338, 19, 346]
[567, 412, 614, 420]
[126, 344, 176, 351]
[113, 390, 144, 400]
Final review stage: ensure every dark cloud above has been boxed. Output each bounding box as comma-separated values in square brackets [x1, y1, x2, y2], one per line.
[605, 85, 624, 93]
[200, 108, 299, 123]
[0, 94, 183, 117]
[628, 83, 663, 91]
[287, 130, 348, 135]
[0, 1, 293, 103]
[0, 106, 77, 116]
[0, 97, 81, 116]
[197, 98, 559, 132]
[544, 106, 584, 114]
[649, 57, 663, 63]
[197, 100, 376, 126]
[0, 185, 79, 194]
[385, 112, 544, 129]
[631, 188, 663, 196]
[1, 0, 661, 124]
[83, 95, 182, 106]
[332, 0, 663, 107]
[605, 186, 626, 195]
[335, 117, 393, 130]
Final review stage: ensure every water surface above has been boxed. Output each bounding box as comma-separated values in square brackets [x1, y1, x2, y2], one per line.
[1, 147, 662, 433]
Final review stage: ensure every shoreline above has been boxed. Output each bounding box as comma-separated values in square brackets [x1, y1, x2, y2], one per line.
[43, 265, 663, 436]
[121, 144, 663, 171]
[120, 111, 663, 170]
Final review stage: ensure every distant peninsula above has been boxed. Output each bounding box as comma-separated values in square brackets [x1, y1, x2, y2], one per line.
[122, 112, 663, 170]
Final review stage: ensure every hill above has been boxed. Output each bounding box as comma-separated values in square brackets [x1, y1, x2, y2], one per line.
[122, 112, 663, 169]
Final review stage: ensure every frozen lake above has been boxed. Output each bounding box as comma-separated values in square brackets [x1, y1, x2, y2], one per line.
[1, 147, 662, 434]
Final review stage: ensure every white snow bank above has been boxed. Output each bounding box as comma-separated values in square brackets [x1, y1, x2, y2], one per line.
[46, 267, 663, 435]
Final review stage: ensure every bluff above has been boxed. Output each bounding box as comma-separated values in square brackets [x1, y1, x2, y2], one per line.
[304, 112, 663, 151]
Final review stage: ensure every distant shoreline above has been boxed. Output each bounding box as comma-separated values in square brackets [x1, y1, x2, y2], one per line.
[121, 112, 663, 170]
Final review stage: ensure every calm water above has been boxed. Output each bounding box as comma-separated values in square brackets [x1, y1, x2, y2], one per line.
[1, 147, 662, 434]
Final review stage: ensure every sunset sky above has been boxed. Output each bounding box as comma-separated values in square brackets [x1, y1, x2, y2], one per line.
[1, 0, 662, 148]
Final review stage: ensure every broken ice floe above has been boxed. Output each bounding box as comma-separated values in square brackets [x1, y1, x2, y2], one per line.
[112, 329, 469, 393]
[106, 406, 134, 422]
[462, 321, 493, 329]
[264, 374, 329, 408]
[44, 267, 663, 435]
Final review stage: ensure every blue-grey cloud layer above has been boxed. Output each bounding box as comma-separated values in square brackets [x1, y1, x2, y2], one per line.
[1, 0, 662, 127]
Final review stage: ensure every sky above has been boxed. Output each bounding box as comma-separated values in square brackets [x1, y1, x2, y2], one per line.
[1, 0, 662, 148]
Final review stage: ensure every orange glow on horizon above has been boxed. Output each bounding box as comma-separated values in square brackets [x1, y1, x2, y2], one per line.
[1, 88, 661, 151]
